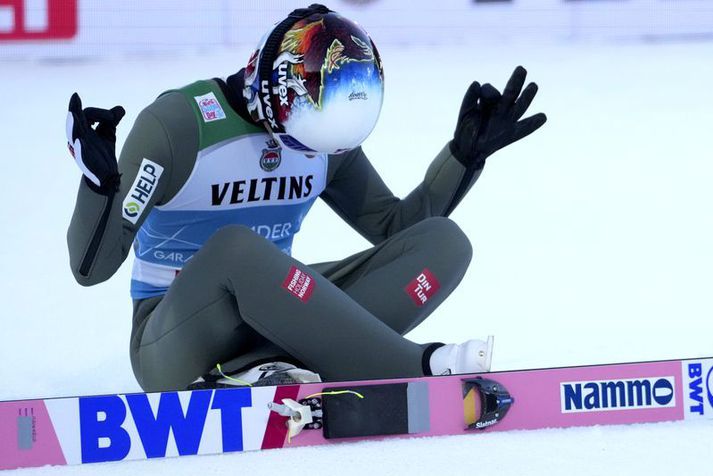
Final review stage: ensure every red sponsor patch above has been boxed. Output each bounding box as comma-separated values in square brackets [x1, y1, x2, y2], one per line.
[282, 266, 315, 302]
[405, 268, 441, 307]
[0, 0, 78, 41]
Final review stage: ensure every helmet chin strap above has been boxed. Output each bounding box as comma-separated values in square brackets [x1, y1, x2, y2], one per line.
[263, 122, 280, 144]
[224, 67, 295, 151]
[223, 68, 257, 125]
[224, 68, 291, 151]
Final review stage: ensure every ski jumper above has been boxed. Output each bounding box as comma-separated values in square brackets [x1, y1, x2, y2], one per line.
[67, 76, 484, 392]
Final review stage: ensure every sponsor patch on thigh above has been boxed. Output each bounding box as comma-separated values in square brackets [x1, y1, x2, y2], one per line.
[405, 269, 440, 306]
[282, 266, 315, 302]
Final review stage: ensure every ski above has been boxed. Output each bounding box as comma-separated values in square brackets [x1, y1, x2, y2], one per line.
[1, 357, 712, 470]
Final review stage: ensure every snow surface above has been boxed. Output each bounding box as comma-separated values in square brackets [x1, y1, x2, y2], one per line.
[1, 39, 712, 475]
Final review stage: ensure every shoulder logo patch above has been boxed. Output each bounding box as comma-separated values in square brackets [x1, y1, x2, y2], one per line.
[122, 158, 164, 224]
[194, 92, 226, 122]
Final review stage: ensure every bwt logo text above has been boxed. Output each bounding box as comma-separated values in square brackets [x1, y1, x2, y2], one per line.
[687, 362, 713, 416]
[561, 377, 676, 413]
[79, 389, 253, 463]
[0, 0, 77, 40]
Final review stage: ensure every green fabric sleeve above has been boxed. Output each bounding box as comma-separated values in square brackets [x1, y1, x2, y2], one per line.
[322, 144, 483, 244]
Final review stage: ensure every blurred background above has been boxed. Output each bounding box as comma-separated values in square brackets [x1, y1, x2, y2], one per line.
[2, 0, 713, 56]
[1, 0, 712, 400]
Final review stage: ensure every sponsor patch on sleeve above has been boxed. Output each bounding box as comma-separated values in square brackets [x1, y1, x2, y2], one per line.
[122, 158, 164, 224]
[194, 92, 226, 122]
[405, 268, 441, 307]
[282, 266, 315, 303]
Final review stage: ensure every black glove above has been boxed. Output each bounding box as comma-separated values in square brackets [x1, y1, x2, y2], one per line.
[66, 93, 126, 194]
[450, 66, 547, 169]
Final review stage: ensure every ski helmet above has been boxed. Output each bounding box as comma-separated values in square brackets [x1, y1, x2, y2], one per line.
[243, 4, 384, 154]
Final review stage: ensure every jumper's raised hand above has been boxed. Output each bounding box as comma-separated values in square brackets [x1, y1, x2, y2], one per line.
[66, 93, 126, 194]
[450, 66, 547, 169]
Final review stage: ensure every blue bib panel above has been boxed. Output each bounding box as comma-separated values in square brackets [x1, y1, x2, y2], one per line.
[130, 129, 328, 299]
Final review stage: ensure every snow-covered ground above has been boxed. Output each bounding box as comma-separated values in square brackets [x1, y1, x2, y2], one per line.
[1, 39, 712, 475]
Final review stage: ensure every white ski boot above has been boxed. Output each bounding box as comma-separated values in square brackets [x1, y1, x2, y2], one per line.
[189, 362, 321, 389]
[429, 336, 494, 375]
[231, 362, 322, 386]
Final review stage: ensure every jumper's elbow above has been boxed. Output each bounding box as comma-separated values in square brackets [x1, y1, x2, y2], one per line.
[70, 263, 109, 287]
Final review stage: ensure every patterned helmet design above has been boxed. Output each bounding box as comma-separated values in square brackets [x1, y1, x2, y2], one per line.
[244, 8, 384, 154]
